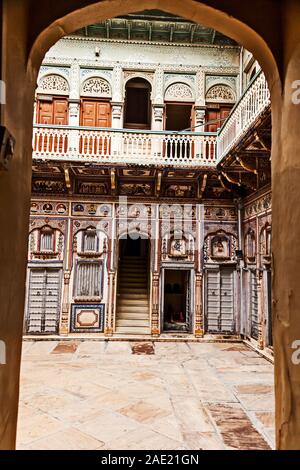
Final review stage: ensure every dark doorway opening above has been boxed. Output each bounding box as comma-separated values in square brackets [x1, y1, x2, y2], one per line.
[163, 269, 190, 332]
[124, 78, 151, 129]
[119, 236, 149, 258]
[165, 103, 193, 131]
[116, 236, 150, 334]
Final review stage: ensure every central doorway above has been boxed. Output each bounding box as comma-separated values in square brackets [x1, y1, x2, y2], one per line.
[163, 269, 191, 332]
[116, 237, 150, 334]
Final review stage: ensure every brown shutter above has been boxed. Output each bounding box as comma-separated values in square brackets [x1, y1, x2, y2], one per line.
[53, 98, 68, 125]
[80, 100, 111, 155]
[37, 100, 53, 124]
[96, 102, 111, 128]
[81, 100, 97, 127]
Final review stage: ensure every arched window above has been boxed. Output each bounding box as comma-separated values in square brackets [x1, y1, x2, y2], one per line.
[39, 226, 54, 252]
[124, 78, 151, 129]
[82, 228, 98, 252]
[245, 229, 256, 262]
[36, 74, 69, 125]
[260, 223, 272, 259]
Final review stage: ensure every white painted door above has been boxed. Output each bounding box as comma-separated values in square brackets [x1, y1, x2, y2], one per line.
[26, 268, 61, 334]
[250, 270, 259, 340]
[206, 268, 235, 333]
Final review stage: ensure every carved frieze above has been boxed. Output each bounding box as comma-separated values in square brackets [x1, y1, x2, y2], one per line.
[38, 74, 69, 94]
[206, 84, 235, 102]
[81, 77, 111, 97]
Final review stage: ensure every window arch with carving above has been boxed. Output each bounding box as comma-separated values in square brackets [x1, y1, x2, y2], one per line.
[206, 84, 235, 103]
[38, 74, 69, 95]
[81, 77, 111, 98]
[164, 82, 194, 102]
[245, 228, 256, 263]
[39, 226, 55, 252]
[82, 227, 99, 253]
[260, 223, 272, 264]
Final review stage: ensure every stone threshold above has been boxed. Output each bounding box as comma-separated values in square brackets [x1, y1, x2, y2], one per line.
[243, 338, 274, 364]
[23, 333, 242, 343]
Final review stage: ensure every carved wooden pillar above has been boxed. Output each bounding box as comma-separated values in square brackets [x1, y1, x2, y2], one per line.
[151, 271, 160, 336]
[195, 272, 204, 337]
[257, 271, 264, 349]
[59, 271, 71, 335]
[105, 270, 116, 336]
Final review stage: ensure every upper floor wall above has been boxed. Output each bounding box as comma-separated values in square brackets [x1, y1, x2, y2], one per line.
[34, 35, 241, 132]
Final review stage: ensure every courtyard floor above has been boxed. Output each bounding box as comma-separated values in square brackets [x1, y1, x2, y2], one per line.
[17, 340, 275, 450]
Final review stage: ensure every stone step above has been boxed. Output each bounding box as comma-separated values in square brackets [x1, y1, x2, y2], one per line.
[119, 276, 147, 282]
[117, 298, 149, 306]
[120, 284, 148, 290]
[118, 293, 149, 300]
[120, 271, 147, 276]
[115, 326, 151, 335]
[120, 285, 148, 295]
[117, 313, 149, 320]
[116, 319, 150, 327]
[117, 304, 149, 315]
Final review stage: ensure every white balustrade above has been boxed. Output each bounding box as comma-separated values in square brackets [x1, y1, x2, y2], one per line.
[32, 126, 217, 167]
[217, 70, 270, 162]
[32, 72, 270, 169]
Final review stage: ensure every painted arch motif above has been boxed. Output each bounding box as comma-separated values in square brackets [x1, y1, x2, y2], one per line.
[205, 83, 235, 102]
[81, 77, 112, 98]
[38, 74, 70, 95]
[164, 82, 194, 102]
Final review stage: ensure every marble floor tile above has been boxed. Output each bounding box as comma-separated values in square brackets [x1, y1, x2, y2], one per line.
[17, 340, 275, 450]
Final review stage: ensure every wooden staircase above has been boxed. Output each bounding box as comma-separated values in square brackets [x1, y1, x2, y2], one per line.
[116, 255, 150, 335]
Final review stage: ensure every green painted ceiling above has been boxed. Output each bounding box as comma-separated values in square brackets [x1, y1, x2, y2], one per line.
[74, 10, 238, 46]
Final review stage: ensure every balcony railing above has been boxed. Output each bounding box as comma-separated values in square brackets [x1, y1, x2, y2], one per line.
[32, 126, 217, 168]
[217, 70, 270, 162]
[32, 71, 270, 169]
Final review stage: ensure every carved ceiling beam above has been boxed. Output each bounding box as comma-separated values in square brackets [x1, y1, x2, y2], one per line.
[221, 170, 241, 186]
[63, 166, 71, 194]
[198, 173, 207, 198]
[254, 131, 271, 151]
[110, 168, 116, 195]
[218, 174, 232, 192]
[156, 170, 162, 196]
[190, 24, 195, 43]
[235, 156, 258, 174]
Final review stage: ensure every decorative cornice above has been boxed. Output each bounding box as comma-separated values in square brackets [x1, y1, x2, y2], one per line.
[42, 58, 239, 76]
[65, 35, 241, 50]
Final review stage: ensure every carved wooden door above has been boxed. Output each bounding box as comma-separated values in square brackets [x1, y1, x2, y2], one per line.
[250, 270, 259, 339]
[37, 98, 68, 125]
[37, 98, 68, 152]
[80, 100, 111, 155]
[206, 267, 235, 333]
[26, 268, 62, 334]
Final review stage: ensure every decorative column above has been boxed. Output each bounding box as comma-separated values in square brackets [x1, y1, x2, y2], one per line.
[59, 271, 71, 335]
[105, 270, 116, 336]
[151, 271, 160, 336]
[194, 272, 204, 337]
[68, 61, 80, 154]
[256, 270, 264, 349]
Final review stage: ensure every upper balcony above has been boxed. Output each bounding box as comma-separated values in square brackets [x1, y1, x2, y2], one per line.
[32, 70, 270, 170]
[32, 126, 217, 168]
[217, 70, 270, 163]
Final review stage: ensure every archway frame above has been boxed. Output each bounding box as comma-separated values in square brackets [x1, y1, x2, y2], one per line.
[2, 0, 294, 451]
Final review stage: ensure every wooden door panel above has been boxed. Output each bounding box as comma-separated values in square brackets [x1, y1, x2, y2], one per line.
[80, 100, 111, 155]
[81, 101, 97, 127]
[38, 101, 53, 124]
[53, 99, 68, 125]
[96, 102, 111, 127]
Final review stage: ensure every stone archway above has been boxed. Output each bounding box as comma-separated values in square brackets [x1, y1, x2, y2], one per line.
[3, 0, 300, 451]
